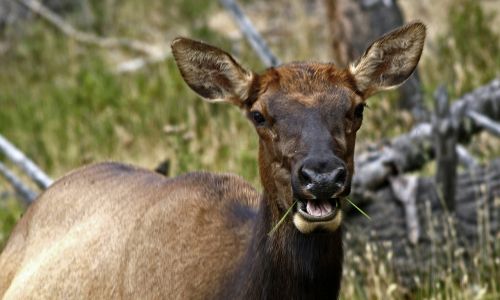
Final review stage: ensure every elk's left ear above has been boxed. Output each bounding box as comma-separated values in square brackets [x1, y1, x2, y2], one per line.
[349, 22, 426, 98]
[171, 37, 254, 105]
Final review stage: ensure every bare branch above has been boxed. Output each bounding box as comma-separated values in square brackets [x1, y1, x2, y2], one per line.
[353, 78, 500, 195]
[219, 0, 281, 67]
[0, 162, 37, 204]
[348, 158, 500, 287]
[0, 134, 53, 189]
[389, 175, 420, 245]
[467, 110, 500, 137]
[115, 51, 171, 73]
[16, 0, 162, 57]
[456, 145, 478, 169]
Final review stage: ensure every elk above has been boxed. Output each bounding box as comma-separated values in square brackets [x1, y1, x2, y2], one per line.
[0, 22, 425, 299]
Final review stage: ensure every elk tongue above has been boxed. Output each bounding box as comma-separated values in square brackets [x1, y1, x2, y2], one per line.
[306, 200, 333, 217]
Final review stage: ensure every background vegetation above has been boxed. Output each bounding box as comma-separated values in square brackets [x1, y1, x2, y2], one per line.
[1, 0, 499, 298]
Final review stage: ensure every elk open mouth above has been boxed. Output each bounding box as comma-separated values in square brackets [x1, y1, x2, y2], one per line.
[296, 198, 340, 222]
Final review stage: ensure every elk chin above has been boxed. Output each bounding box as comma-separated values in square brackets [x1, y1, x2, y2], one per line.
[292, 198, 343, 234]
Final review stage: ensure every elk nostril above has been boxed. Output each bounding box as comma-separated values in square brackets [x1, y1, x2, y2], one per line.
[299, 166, 315, 184]
[333, 167, 347, 187]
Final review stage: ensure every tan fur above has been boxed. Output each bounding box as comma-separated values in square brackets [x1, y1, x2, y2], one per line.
[0, 163, 258, 299]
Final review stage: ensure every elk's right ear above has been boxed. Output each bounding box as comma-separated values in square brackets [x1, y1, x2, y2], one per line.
[171, 37, 255, 105]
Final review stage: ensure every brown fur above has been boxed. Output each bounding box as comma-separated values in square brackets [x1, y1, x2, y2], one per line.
[0, 163, 258, 299]
[0, 22, 425, 299]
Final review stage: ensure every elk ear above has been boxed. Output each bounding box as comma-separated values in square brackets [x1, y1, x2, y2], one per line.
[349, 22, 426, 98]
[171, 37, 255, 105]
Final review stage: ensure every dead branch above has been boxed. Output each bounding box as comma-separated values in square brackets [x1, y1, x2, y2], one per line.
[16, 0, 162, 57]
[219, 0, 280, 67]
[467, 110, 500, 137]
[0, 134, 53, 189]
[347, 159, 500, 288]
[389, 175, 420, 245]
[0, 162, 37, 203]
[353, 78, 500, 197]
[456, 145, 478, 169]
[115, 51, 170, 73]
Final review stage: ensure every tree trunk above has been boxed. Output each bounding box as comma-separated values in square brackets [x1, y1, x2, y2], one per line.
[324, 0, 427, 121]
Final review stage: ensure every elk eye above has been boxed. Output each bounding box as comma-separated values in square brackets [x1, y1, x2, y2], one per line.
[354, 103, 365, 119]
[250, 111, 266, 125]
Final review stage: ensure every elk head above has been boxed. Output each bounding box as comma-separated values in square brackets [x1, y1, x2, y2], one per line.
[172, 22, 425, 234]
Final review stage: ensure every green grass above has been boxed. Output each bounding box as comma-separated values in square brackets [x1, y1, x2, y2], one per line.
[0, 194, 24, 249]
[1, 0, 499, 298]
[0, 0, 262, 249]
[423, 0, 500, 99]
[0, 20, 261, 179]
[268, 200, 297, 236]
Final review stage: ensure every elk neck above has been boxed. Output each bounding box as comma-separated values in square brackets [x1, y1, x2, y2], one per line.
[219, 189, 344, 299]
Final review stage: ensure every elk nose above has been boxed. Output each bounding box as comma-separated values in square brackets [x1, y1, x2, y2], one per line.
[299, 160, 347, 199]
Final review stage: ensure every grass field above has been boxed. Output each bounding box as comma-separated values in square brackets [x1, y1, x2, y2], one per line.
[1, 0, 499, 298]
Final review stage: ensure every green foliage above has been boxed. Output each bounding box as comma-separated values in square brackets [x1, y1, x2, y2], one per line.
[0, 17, 259, 178]
[0, 195, 24, 249]
[86, 0, 215, 37]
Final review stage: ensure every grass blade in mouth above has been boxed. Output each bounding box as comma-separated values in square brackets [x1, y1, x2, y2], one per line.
[268, 200, 297, 236]
[346, 197, 371, 220]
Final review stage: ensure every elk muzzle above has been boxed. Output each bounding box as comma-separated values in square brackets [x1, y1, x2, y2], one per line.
[291, 155, 347, 234]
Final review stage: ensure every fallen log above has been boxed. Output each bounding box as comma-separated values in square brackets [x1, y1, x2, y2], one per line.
[346, 159, 500, 287]
[352, 78, 500, 198]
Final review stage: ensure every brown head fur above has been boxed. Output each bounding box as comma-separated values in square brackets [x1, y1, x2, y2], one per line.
[172, 21, 425, 235]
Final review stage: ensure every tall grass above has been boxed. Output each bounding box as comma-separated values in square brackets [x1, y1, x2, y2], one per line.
[423, 0, 500, 99]
[341, 199, 499, 300]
